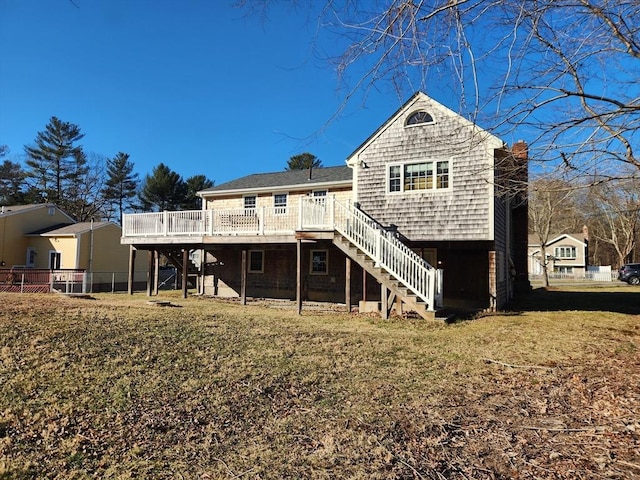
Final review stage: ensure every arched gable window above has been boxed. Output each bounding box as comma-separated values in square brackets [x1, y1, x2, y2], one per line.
[405, 110, 434, 126]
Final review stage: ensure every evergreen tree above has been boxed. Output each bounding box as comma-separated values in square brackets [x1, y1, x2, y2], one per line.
[0, 160, 27, 205]
[286, 152, 322, 171]
[24, 116, 85, 205]
[182, 174, 214, 210]
[102, 152, 139, 223]
[0, 147, 28, 205]
[139, 163, 186, 211]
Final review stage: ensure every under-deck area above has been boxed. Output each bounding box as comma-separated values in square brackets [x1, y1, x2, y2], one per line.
[122, 197, 444, 319]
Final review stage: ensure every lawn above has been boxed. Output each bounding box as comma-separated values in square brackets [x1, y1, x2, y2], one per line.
[1, 287, 638, 479]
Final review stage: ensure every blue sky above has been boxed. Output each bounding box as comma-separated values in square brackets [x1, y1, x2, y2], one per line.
[0, 0, 409, 185]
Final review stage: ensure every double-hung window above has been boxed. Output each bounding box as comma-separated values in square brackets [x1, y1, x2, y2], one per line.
[49, 251, 61, 270]
[244, 195, 256, 213]
[388, 160, 450, 193]
[310, 250, 328, 275]
[274, 193, 287, 215]
[312, 190, 327, 205]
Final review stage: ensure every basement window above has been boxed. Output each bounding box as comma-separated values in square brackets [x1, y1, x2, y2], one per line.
[248, 250, 264, 273]
[310, 250, 328, 275]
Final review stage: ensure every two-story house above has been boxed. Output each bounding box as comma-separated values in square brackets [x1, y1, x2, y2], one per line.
[0, 204, 75, 268]
[0, 203, 146, 292]
[121, 92, 529, 317]
[528, 229, 589, 276]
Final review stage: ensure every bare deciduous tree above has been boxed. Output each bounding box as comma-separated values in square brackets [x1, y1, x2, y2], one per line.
[63, 152, 109, 222]
[238, 1, 639, 181]
[528, 177, 579, 286]
[586, 178, 640, 268]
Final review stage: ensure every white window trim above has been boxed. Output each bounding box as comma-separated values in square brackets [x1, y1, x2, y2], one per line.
[554, 246, 577, 260]
[405, 121, 436, 129]
[243, 195, 257, 212]
[248, 250, 264, 273]
[387, 159, 452, 194]
[309, 249, 329, 275]
[273, 192, 288, 215]
[405, 111, 436, 127]
[49, 250, 61, 269]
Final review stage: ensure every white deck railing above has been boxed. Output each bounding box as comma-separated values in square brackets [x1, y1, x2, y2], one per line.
[123, 206, 300, 237]
[328, 198, 442, 310]
[123, 197, 442, 309]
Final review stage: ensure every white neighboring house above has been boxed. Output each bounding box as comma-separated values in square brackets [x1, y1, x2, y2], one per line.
[528, 231, 588, 276]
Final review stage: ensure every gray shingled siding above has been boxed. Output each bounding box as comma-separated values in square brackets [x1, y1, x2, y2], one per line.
[354, 96, 502, 242]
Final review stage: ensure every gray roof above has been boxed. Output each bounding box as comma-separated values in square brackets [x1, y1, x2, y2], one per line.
[528, 233, 586, 246]
[27, 222, 114, 236]
[199, 165, 352, 195]
[1, 203, 56, 215]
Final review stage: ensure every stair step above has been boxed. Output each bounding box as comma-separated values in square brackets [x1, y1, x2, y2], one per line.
[334, 233, 438, 321]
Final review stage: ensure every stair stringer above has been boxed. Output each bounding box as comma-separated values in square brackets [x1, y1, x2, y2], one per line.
[159, 249, 199, 275]
[333, 233, 436, 320]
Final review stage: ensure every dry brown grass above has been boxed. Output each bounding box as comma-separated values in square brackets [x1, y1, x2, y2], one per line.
[1, 289, 639, 479]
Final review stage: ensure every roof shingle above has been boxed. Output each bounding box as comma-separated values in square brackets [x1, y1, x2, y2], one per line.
[199, 165, 352, 194]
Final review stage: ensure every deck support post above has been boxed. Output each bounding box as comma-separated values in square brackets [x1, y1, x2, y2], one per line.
[381, 284, 389, 319]
[362, 268, 367, 303]
[128, 246, 136, 295]
[146, 249, 154, 296]
[296, 239, 302, 315]
[182, 248, 189, 299]
[241, 249, 247, 305]
[199, 249, 206, 295]
[395, 296, 403, 316]
[345, 256, 351, 312]
[153, 250, 160, 295]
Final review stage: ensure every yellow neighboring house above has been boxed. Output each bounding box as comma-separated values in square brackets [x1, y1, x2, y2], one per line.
[0, 204, 75, 268]
[1, 204, 142, 282]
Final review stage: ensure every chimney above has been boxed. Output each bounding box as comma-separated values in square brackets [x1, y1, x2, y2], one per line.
[582, 225, 589, 242]
[512, 140, 528, 161]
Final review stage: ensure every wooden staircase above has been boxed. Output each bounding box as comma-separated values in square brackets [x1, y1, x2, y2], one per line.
[159, 249, 199, 275]
[302, 197, 443, 321]
[333, 233, 438, 320]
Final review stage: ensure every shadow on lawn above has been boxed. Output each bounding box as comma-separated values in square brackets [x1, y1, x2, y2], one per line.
[509, 287, 640, 315]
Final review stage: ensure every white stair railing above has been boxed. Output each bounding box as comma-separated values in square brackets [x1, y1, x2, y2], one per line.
[301, 196, 441, 310]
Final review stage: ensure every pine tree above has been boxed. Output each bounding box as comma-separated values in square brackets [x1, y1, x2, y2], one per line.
[0, 146, 28, 205]
[24, 117, 85, 205]
[102, 152, 139, 223]
[182, 174, 214, 210]
[286, 153, 322, 171]
[139, 163, 186, 211]
[0, 159, 27, 205]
